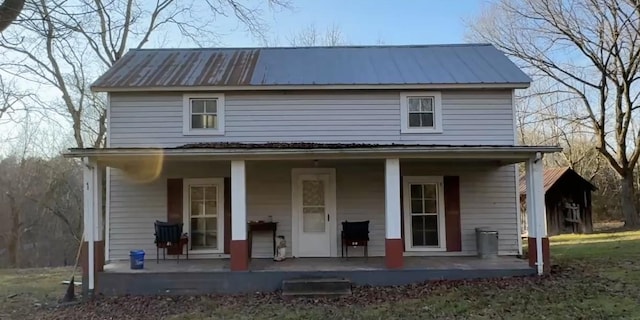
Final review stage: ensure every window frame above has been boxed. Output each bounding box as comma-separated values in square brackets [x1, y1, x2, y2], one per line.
[400, 92, 443, 133]
[182, 178, 225, 254]
[402, 176, 447, 252]
[182, 93, 225, 135]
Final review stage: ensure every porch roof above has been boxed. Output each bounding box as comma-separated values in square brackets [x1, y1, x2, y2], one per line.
[65, 143, 560, 164]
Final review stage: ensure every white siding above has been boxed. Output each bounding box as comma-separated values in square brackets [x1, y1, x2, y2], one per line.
[401, 162, 519, 254]
[108, 160, 518, 260]
[108, 90, 515, 147]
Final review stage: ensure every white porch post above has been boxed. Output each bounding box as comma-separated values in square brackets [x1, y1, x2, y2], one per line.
[93, 164, 104, 245]
[82, 158, 104, 294]
[82, 158, 94, 292]
[525, 153, 548, 275]
[230, 160, 248, 271]
[384, 158, 403, 269]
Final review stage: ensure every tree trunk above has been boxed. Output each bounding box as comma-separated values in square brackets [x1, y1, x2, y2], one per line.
[0, 0, 25, 32]
[620, 172, 639, 227]
[8, 197, 19, 268]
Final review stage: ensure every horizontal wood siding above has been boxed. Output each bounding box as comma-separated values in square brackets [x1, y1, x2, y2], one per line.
[401, 162, 519, 255]
[108, 160, 518, 260]
[335, 162, 386, 257]
[108, 91, 515, 147]
[108, 163, 230, 260]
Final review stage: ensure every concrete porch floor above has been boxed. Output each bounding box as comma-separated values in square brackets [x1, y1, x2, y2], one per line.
[97, 256, 534, 295]
[103, 256, 532, 273]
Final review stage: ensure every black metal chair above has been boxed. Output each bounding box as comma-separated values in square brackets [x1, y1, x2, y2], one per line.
[341, 220, 370, 258]
[154, 221, 186, 263]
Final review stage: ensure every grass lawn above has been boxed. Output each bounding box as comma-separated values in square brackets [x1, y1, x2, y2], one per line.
[2, 230, 640, 319]
[0, 267, 74, 319]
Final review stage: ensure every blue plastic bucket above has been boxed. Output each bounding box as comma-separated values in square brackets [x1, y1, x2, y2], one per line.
[129, 250, 145, 269]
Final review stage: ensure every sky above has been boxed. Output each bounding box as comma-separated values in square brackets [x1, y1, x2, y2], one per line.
[220, 0, 487, 47]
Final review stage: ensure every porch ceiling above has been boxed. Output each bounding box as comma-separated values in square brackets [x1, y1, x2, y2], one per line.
[64, 143, 560, 168]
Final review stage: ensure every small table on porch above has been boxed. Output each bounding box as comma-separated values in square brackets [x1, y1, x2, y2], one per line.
[247, 221, 278, 259]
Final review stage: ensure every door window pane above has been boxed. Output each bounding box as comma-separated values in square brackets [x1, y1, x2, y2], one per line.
[303, 212, 325, 232]
[302, 180, 324, 206]
[302, 179, 326, 233]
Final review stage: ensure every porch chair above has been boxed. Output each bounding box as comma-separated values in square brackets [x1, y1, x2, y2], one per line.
[341, 220, 370, 258]
[154, 221, 187, 263]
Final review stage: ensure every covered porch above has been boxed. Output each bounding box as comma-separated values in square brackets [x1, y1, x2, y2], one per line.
[66, 143, 558, 295]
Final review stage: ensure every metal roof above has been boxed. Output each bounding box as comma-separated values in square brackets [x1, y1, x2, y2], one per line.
[91, 44, 531, 91]
[519, 167, 596, 194]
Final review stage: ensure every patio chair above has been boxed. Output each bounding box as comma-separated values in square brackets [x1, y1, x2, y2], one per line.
[154, 221, 187, 263]
[341, 220, 370, 258]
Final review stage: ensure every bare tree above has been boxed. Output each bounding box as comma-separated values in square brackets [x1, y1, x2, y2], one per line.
[0, 117, 86, 268]
[0, 0, 24, 32]
[1, 0, 289, 148]
[0, 154, 83, 267]
[469, 0, 640, 226]
[288, 24, 347, 46]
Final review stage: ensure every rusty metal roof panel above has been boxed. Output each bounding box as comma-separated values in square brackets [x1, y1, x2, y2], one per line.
[91, 44, 531, 90]
[93, 49, 260, 88]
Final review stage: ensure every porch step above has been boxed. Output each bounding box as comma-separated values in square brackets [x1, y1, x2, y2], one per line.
[281, 278, 352, 297]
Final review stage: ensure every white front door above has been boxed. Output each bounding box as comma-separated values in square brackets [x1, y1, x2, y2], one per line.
[292, 169, 336, 257]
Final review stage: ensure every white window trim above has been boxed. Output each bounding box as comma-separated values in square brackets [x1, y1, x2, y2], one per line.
[182, 93, 225, 135]
[403, 176, 447, 252]
[183, 178, 225, 254]
[400, 92, 443, 133]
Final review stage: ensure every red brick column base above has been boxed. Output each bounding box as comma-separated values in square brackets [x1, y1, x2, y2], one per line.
[527, 237, 550, 273]
[80, 240, 105, 276]
[385, 238, 403, 269]
[230, 240, 249, 271]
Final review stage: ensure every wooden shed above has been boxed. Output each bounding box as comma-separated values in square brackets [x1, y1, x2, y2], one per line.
[519, 167, 596, 236]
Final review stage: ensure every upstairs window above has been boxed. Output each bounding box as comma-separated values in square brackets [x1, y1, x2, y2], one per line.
[400, 92, 442, 133]
[183, 94, 225, 135]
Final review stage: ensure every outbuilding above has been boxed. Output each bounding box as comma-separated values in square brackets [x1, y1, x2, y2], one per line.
[520, 167, 596, 236]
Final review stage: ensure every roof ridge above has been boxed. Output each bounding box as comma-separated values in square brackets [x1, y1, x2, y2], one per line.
[129, 43, 494, 52]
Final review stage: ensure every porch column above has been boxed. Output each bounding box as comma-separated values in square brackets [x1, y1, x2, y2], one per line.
[385, 158, 403, 269]
[230, 160, 248, 271]
[525, 153, 549, 275]
[81, 158, 105, 296]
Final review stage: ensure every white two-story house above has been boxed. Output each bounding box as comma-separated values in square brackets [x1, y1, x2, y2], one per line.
[67, 44, 557, 296]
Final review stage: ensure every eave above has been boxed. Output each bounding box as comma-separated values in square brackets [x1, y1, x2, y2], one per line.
[90, 83, 531, 93]
[64, 145, 561, 166]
